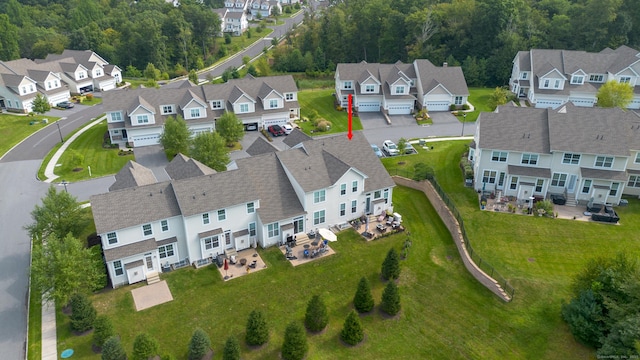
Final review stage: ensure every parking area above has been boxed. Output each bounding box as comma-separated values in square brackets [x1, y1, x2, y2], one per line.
[429, 111, 460, 124]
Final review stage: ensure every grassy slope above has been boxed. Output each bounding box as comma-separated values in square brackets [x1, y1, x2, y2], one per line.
[296, 89, 363, 135]
[462, 87, 495, 122]
[0, 114, 59, 157]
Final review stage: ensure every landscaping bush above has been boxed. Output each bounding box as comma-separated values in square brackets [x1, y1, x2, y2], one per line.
[132, 333, 159, 360]
[245, 309, 269, 346]
[380, 281, 401, 316]
[449, 104, 457, 111]
[381, 248, 400, 281]
[413, 162, 434, 181]
[281, 321, 308, 360]
[93, 315, 115, 349]
[86, 93, 94, 101]
[70, 293, 97, 333]
[304, 294, 329, 332]
[188, 328, 211, 360]
[222, 336, 240, 360]
[353, 277, 374, 313]
[340, 310, 364, 346]
[316, 120, 331, 132]
[462, 103, 470, 110]
[459, 158, 474, 179]
[102, 336, 127, 360]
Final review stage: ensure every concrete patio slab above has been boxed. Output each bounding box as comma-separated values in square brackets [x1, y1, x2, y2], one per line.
[278, 242, 336, 267]
[217, 248, 268, 281]
[131, 280, 173, 311]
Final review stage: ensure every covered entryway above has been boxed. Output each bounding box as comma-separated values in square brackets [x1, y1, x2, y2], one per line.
[425, 101, 450, 111]
[358, 102, 380, 112]
[132, 134, 160, 147]
[125, 260, 146, 284]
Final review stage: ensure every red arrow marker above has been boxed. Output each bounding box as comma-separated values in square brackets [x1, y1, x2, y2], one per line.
[347, 94, 353, 140]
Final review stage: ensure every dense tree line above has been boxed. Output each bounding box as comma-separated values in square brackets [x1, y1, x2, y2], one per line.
[0, 0, 221, 76]
[274, 0, 640, 86]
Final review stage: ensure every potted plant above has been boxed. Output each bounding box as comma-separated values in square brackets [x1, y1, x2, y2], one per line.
[480, 200, 486, 210]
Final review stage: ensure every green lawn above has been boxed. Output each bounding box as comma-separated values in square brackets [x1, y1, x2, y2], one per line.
[50, 120, 134, 182]
[0, 114, 59, 158]
[457, 87, 495, 123]
[296, 89, 363, 135]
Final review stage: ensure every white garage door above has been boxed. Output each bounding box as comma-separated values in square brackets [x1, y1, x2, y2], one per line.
[535, 100, 563, 109]
[569, 98, 594, 107]
[628, 99, 640, 109]
[388, 105, 412, 115]
[358, 102, 380, 112]
[263, 118, 287, 127]
[132, 134, 160, 147]
[425, 102, 450, 111]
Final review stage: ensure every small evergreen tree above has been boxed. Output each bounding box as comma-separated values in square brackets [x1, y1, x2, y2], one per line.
[353, 277, 374, 313]
[70, 292, 97, 333]
[93, 315, 115, 349]
[281, 321, 308, 360]
[380, 281, 401, 316]
[102, 336, 127, 360]
[32, 93, 50, 114]
[245, 309, 269, 346]
[188, 69, 199, 84]
[304, 294, 328, 332]
[222, 336, 240, 360]
[188, 328, 211, 360]
[340, 310, 364, 346]
[381, 248, 400, 281]
[132, 332, 159, 360]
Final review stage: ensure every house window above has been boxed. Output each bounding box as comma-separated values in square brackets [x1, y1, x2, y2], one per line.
[454, 96, 463, 105]
[340, 203, 346, 216]
[570, 75, 584, 85]
[344, 81, 352, 89]
[225, 232, 231, 245]
[285, 93, 294, 101]
[554, 80, 561, 88]
[628, 176, 640, 188]
[162, 105, 173, 114]
[202, 213, 210, 224]
[143, 224, 152, 236]
[491, 151, 507, 162]
[107, 232, 118, 244]
[589, 74, 604, 82]
[78, 72, 85, 79]
[482, 170, 497, 184]
[521, 153, 538, 165]
[113, 260, 123, 276]
[247, 202, 255, 213]
[190, 108, 201, 118]
[582, 179, 592, 193]
[535, 179, 544, 192]
[497, 172, 506, 187]
[395, 86, 405, 94]
[217, 209, 226, 221]
[54, 80, 59, 87]
[239, 104, 249, 113]
[137, 114, 150, 124]
[211, 100, 222, 109]
[161, 220, 169, 232]
[267, 222, 279, 238]
[595, 156, 613, 168]
[543, 79, 550, 88]
[365, 85, 375, 93]
[313, 190, 326, 203]
[158, 244, 175, 259]
[352, 180, 358, 192]
[203, 236, 219, 250]
[111, 112, 123, 122]
[563, 153, 580, 165]
[635, 153, 640, 164]
[340, 183, 346, 196]
[29, 84, 34, 92]
[47, 81, 51, 89]
[351, 200, 357, 213]
[620, 76, 631, 84]
[374, 190, 381, 199]
[383, 189, 389, 203]
[551, 173, 567, 187]
[610, 182, 620, 196]
[521, 72, 528, 80]
[269, 99, 278, 108]
[509, 176, 518, 190]
[313, 210, 325, 225]
[248, 222, 256, 236]
[96, 69, 102, 76]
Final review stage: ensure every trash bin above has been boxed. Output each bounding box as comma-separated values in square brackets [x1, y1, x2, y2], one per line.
[42, 119, 48, 124]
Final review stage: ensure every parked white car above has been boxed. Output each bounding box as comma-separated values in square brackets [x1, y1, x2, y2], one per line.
[382, 140, 399, 156]
[282, 124, 293, 135]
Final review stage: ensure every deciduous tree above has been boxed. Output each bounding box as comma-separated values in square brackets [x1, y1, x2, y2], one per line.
[190, 131, 229, 172]
[32, 93, 50, 115]
[159, 115, 191, 157]
[26, 185, 84, 241]
[597, 80, 634, 109]
[216, 112, 245, 146]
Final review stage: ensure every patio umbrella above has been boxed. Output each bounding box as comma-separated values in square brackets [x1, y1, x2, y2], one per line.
[224, 258, 229, 279]
[318, 228, 337, 242]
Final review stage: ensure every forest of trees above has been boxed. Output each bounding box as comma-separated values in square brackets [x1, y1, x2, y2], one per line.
[1, 0, 639, 87]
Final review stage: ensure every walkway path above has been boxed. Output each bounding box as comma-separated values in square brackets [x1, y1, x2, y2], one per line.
[41, 300, 56, 360]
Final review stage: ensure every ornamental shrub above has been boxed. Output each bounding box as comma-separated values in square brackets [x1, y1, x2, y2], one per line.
[381, 248, 400, 281]
[188, 328, 211, 360]
[340, 310, 364, 345]
[281, 322, 308, 360]
[70, 293, 96, 333]
[304, 294, 329, 332]
[353, 277, 374, 313]
[380, 281, 401, 316]
[245, 309, 269, 346]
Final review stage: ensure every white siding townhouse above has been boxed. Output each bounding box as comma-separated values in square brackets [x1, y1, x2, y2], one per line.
[335, 59, 469, 115]
[91, 132, 395, 287]
[0, 49, 121, 113]
[510, 45, 640, 109]
[470, 104, 640, 207]
[103, 75, 300, 147]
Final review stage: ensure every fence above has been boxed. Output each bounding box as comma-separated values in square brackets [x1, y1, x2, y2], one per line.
[391, 168, 515, 301]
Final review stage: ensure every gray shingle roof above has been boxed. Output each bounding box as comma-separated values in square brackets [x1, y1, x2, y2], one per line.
[109, 160, 157, 191]
[245, 137, 280, 156]
[477, 106, 550, 154]
[414, 59, 469, 96]
[580, 167, 628, 181]
[156, 237, 178, 246]
[104, 238, 157, 262]
[165, 154, 215, 180]
[283, 128, 312, 148]
[507, 165, 551, 178]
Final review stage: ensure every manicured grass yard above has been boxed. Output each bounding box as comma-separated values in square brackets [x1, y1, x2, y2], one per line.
[0, 114, 59, 157]
[52, 120, 134, 182]
[296, 89, 363, 135]
[458, 87, 495, 123]
[51, 141, 640, 359]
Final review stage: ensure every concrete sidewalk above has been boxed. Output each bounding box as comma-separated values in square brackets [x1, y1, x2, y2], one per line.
[43, 116, 105, 183]
[41, 299, 57, 360]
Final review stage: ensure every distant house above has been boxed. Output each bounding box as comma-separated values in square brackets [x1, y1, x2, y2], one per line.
[102, 75, 299, 147]
[335, 59, 469, 114]
[509, 45, 640, 109]
[91, 132, 395, 288]
[249, 0, 281, 18]
[0, 49, 120, 113]
[470, 104, 640, 206]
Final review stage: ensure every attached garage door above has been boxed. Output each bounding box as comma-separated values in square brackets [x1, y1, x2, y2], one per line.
[628, 99, 640, 109]
[569, 98, 594, 107]
[535, 100, 563, 109]
[101, 83, 116, 91]
[358, 102, 380, 112]
[263, 118, 286, 127]
[425, 102, 449, 112]
[132, 134, 160, 147]
[388, 105, 412, 115]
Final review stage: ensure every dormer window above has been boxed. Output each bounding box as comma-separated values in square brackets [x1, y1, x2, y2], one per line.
[364, 85, 375, 93]
[344, 81, 352, 90]
[137, 114, 150, 124]
[211, 100, 222, 109]
[78, 72, 85, 79]
[54, 80, 59, 87]
[394, 86, 405, 94]
[239, 104, 249, 113]
[269, 99, 278, 108]
[589, 74, 604, 82]
[620, 76, 631, 84]
[543, 79, 549, 88]
[96, 69, 102, 76]
[29, 84, 34, 92]
[162, 105, 174, 114]
[554, 80, 561, 88]
[570, 75, 584, 85]
[285, 93, 294, 101]
[47, 82, 51, 89]
[190, 108, 201, 118]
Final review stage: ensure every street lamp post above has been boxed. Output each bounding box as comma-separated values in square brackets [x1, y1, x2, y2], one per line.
[60, 180, 68, 193]
[55, 120, 64, 144]
[461, 113, 467, 136]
